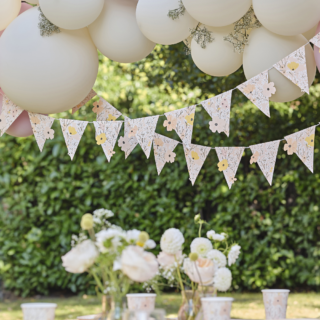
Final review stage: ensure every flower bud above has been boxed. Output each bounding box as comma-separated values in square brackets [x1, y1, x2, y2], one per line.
[194, 214, 201, 222]
[138, 231, 149, 244]
[189, 252, 199, 262]
[81, 213, 93, 230]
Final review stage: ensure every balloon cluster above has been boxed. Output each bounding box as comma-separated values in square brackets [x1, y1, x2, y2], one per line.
[0, 0, 319, 138]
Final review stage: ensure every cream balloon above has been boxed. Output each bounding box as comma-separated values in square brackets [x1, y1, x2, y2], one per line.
[39, 0, 104, 30]
[88, 0, 155, 63]
[303, 24, 318, 41]
[191, 24, 243, 77]
[183, 0, 251, 27]
[0, 7, 99, 114]
[243, 27, 316, 103]
[136, 0, 198, 45]
[253, 0, 320, 36]
[0, 0, 21, 31]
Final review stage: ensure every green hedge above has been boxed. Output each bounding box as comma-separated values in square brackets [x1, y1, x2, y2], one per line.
[0, 45, 320, 296]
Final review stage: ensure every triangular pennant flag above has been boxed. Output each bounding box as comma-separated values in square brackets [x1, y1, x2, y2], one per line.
[93, 121, 123, 162]
[153, 133, 179, 175]
[0, 96, 24, 136]
[60, 119, 88, 160]
[72, 89, 97, 114]
[127, 116, 159, 158]
[310, 32, 320, 49]
[215, 147, 245, 189]
[28, 113, 55, 152]
[92, 97, 122, 121]
[201, 90, 232, 136]
[284, 126, 316, 172]
[183, 143, 211, 185]
[249, 140, 281, 185]
[164, 105, 196, 145]
[118, 117, 139, 159]
[273, 46, 309, 94]
[237, 70, 276, 117]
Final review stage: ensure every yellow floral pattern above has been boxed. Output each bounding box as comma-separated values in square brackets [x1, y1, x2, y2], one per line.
[185, 113, 195, 125]
[305, 134, 315, 147]
[217, 159, 229, 171]
[96, 133, 107, 145]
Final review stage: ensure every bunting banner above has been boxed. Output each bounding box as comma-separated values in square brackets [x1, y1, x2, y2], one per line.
[284, 126, 316, 172]
[249, 140, 281, 185]
[118, 117, 139, 159]
[215, 147, 245, 189]
[72, 89, 97, 114]
[310, 33, 320, 50]
[92, 97, 122, 121]
[164, 105, 196, 145]
[60, 119, 88, 160]
[153, 133, 179, 175]
[93, 121, 123, 162]
[201, 90, 232, 136]
[0, 96, 24, 136]
[273, 46, 309, 94]
[237, 70, 276, 117]
[28, 113, 55, 152]
[183, 143, 211, 185]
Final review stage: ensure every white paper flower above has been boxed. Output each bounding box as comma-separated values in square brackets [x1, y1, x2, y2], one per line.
[183, 258, 215, 286]
[95, 229, 125, 253]
[190, 237, 213, 257]
[228, 244, 241, 266]
[121, 246, 159, 282]
[145, 239, 156, 249]
[160, 228, 185, 254]
[207, 249, 227, 268]
[126, 229, 141, 244]
[214, 267, 232, 292]
[62, 240, 99, 274]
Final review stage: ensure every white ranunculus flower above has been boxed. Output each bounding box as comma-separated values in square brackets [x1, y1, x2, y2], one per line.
[190, 237, 213, 257]
[183, 258, 215, 286]
[207, 249, 227, 268]
[228, 244, 241, 266]
[95, 229, 125, 253]
[214, 267, 232, 292]
[160, 228, 185, 254]
[157, 251, 183, 270]
[207, 230, 215, 239]
[121, 246, 159, 282]
[62, 240, 99, 274]
[126, 229, 141, 244]
[207, 230, 225, 241]
[145, 239, 156, 249]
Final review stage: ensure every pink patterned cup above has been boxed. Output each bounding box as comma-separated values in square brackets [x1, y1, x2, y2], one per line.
[126, 293, 156, 312]
[201, 297, 234, 320]
[262, 289, 290, 319]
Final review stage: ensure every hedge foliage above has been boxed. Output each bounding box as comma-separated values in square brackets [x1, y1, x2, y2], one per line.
[0, 44, 320, 296]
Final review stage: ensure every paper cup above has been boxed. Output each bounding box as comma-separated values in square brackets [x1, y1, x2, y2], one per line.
[201, 297, 234, 320]
[262, 289, 290, 319]
[126, 293, 156, 312]
[21, 303, 57, 320]
[77, 316, 102, 320]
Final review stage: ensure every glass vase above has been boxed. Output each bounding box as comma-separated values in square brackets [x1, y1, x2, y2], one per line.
[178, 291, 201, 320]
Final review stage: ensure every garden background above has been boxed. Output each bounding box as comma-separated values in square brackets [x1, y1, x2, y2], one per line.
[0, 43, 320, 298]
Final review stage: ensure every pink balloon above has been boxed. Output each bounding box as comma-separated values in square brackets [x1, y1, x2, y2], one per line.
[314, 22, 320, 73]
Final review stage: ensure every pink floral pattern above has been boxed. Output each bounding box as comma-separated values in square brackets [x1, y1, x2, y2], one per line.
[284, 126, 316, 172]
[93, 121, 123, 162]
[60, 119, 88, 160]
[202, 299, 233, 320]
[92, 98, 122, 121]
[28, 113, 55, 152]
[153, 133, 179, 175]
[215, 147, 245, 189]
[72, 89, 96, 114]
[273, 46, 309, 94]
[118, 117, 138, 159]
[183, 144, 211, 185]
[201, 91, 232, 136]
[250, 140, 281, 186]
[262, 291, 289, 319]
[164, 105, 196, 145]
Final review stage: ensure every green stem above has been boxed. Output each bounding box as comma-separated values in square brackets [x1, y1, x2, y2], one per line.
[175, 257, 186, 302]
[199, 223, 202, 238]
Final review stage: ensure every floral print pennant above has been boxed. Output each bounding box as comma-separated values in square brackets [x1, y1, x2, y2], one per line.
[60, 119, 88, 160]
[249, 140, 281, 185]
[183, 143, 211, 185]
[201, 90, 232, 136]
[28, 113, 55, 152]
[117, 117, 139, 159]
[92, 97, 122, 121]
[237, 70, 276, 117]
[127, 116, 159, 158]
[93, 121, 123, 162]
[0, 95, 24, 136]
[164, 105, 196, 145]
[153, 133, 179, 175]
[284, 126, 316, 172]
[215, 147, 245, 189]
[310, 32, 320, 49]
[72, 89, 97, 114]
[273, 46, 309, 94]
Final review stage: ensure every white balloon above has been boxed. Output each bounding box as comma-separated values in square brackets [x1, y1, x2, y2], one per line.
[183, 0, 252, 27]
[0, 7, 99, 114]
[243, 27, 316, 103]
[39, 0, 104, 30]
[191, 24, 243, 77]
[136, 0, 198, 45]
[88, 0, 155, 63]
[253, 0, 320, 36]
[0, 0, 21, 31]
[303, 24, 318, 41]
